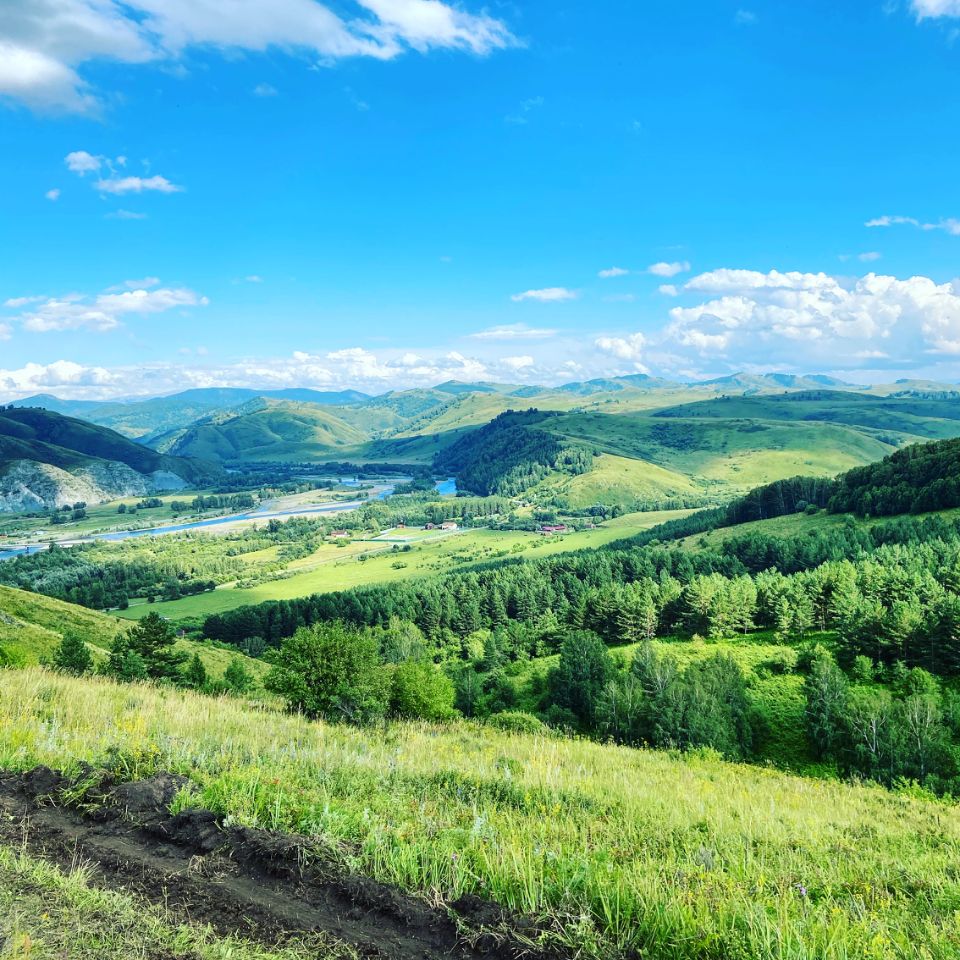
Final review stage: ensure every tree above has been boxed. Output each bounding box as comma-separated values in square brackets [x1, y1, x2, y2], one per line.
[265, 622, 389, 723]
[223, 658, 254, 694]
[103, 634, 148, 682]
[184, 653, 208, 690]
[52, 631, 93, 676]
[805, 651, 848, 761]
[124, 613, 187, 681]
[547, 630, 614, 727]
[390, 661, 456, 721]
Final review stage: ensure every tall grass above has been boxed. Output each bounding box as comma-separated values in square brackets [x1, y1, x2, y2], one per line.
[1, 667, 958, 959]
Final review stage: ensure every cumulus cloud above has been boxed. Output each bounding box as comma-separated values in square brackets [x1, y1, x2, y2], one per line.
[598, 266, 629, 278]
[666, 268, 960, 362]
[253, 82, 277, 96]
[45, 188, 60, 201]
[0, 0, 516, 113]
[510, 287, 577, 302]
[647, 260, 691, 277]
[594, 332, 647, 364]
[5, 281, 208, 333]
[65, 150, 104, 174]
[469, 323, 556, 340]
[658, 284, 679, 297]
[501, 355, 534, 370]
[0, 360, 118, 395]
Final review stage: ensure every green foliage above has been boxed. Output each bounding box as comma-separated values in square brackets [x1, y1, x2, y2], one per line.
[547, 631, 614, 726]
[486, 710, 548, 735]
[435, 409, 593, 497]
[103, 612, 186, 683]
[389, 660, 456, 721]
[51, 631, 93, 676]
[222, 657, 254, 694]
[265, 622, 389, 723]
[184, 652, 208, 690]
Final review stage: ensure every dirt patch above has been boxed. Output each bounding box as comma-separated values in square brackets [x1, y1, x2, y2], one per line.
[0, 766, 560, 960]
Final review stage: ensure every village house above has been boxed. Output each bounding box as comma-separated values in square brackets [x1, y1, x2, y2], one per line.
[539, 523, 568, 535]
[440, 521, 459, 530]
[328, 530, 350, 539]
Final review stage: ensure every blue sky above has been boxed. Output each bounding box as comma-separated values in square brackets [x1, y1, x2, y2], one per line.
[1, 0, 960, 399]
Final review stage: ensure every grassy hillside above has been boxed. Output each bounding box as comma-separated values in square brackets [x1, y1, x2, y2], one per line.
[2, 667, 957, 959]
[158, 399, 368, 461]
[0, 584, 267, 682]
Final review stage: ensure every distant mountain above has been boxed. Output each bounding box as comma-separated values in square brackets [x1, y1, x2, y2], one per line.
[556, 375, 678, 395]
[691, 373, 859, 393]
[10, 387, 371, 441]
[0, 407, 221, 513]
[151, 399, 368, 462]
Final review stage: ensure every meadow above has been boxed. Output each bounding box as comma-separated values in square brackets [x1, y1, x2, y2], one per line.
[1, 667, 957, 959]
[115, 510, 692, 622]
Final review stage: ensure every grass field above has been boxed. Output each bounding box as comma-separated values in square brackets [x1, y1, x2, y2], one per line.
[2, 667, 958, 959]
[0, 584, 269, 685]
[116, 511, 693, 622]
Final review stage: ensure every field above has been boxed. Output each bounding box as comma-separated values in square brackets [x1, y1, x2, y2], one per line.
[0, 584, 269, 685]
[1, 667, 958, 960]
[115, 510, 692, 623]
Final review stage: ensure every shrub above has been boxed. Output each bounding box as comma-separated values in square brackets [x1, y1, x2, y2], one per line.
[488, 710, 548, 735]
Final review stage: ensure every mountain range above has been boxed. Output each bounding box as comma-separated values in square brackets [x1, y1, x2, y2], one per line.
[4, 373, 960, 514]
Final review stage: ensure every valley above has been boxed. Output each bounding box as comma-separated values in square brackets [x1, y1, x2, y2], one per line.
[3, 378, 960, 960]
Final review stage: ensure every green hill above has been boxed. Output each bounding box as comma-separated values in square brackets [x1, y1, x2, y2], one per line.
[0, 407, 221, 512]
[0, 583, 267, 682]
[154, 399, 369, 461]
[2, 666, 957, 960]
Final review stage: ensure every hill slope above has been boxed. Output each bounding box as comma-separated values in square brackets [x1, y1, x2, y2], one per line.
[0, 584, 266, 681]
[0, 407, 220, 512]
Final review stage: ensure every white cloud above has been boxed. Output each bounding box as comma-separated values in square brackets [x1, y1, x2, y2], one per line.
[469, 323, 557, 340]
[501, 355, 534, 370]
[658, 284, 679, 297]
[867, 214, 960, 236]
[65, 150, 104, 174]
[735, 9, 757, 24]
[510, 287, 577, 303]
[0, 324, 11, 341]
[595, 332, 647, 363]
[0, 360, 118, 395]
[598, 266, 629, 278]
[912, 0, 960, 18]
[603, 293, 636, 303]
[8, 281, 207, 333]
[4, 296, 44, 308]
[106, 209, 148, 220]
[647, 260, 691, 277]
[95, 174, 183, 194]
[859, 251, 882, 262]
[0, 0, 515, 114]
[245, 275, 263, 283]
[45, 188, 61, 201]
[253, 82, 277, 96]
[667, 268, 960, 362]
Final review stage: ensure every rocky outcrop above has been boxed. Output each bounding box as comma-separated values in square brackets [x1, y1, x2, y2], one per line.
[0, 459, 189, 513]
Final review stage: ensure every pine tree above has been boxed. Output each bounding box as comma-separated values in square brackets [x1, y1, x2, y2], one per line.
[184, 653, 208, 690]
[52, 631, 93, 676]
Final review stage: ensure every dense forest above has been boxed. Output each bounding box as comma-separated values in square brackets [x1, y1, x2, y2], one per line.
[434, 410, 593, 496]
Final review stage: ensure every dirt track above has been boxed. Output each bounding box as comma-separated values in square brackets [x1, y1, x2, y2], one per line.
[0, 766, 555, 960]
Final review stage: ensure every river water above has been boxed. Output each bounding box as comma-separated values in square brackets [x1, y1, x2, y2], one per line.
[0, 476, 458, 562]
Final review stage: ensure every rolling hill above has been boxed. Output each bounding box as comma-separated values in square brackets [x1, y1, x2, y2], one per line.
[0, 583, 267, 682]
[0, 407, 221, 513]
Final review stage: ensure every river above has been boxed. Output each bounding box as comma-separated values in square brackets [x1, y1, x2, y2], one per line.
[0, 476, 458, 562]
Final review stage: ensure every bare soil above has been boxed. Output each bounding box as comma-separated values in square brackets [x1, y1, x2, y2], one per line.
[0, 766, 558, 960]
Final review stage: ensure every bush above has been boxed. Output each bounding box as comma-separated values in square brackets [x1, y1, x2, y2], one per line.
[487, 711, 548, 735]
[389, 661, 456, 721]
[265, 622, 389, 723]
